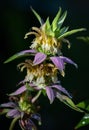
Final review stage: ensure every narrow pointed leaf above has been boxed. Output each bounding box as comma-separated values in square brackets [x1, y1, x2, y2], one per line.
[76, 100, 89, 112]
[46, 28, 55, 37]
[58, 10, 67, 29]
[0, 109, 9, 115]
[75, 114, 89, 129]
[45, 17, 51, 30]
[33, 52, 47, 65]
[51, 7, 62, 31]
[57, 93, 83, 112]
[77, 36, 89, 44]
[31, 7, 43, 25]
[59, 26, 69, 36]
[9, 117, 20, 130]
[4, 49, 36, 63]
[45, 17, 54, 36]
[58, 28, 86, 39]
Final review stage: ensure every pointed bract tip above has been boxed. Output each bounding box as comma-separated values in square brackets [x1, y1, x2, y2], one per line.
[30, 6, 43, 25]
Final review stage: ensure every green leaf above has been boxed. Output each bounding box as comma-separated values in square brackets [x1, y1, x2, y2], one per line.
[26, 83, 34, 91]
[57, 10, 67, 29]
[4, 50, 36, 63]
[57, 93, 83, 112]
[0, 109, 9, 115]
[46, 28, 55, 37]
[76, 100, 89, 112]
[9, 117, 20, 130]
[58, 28, 86, 39]
[77, 36, 89, 44]
[45, 17, 55, 36]
[75, 113, 89, 129]
[42, 89, 46, 96]
[51, 7, 62, 31]
[59, 26, 69, 36]
[45, 17, 51, 30]
[31, 7, 43, 25]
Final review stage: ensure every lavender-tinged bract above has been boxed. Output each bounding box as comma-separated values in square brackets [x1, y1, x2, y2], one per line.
[0, 7, 85, 130]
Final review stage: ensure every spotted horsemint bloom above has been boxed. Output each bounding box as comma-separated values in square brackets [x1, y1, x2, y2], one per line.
[8, 59, 72, 104]
[2, 8, 85, 125]
[0, 95, 41, 130]
[4, 8, 85, 64]
[17, 59, 58, 85]
[24, 7, 85, 56]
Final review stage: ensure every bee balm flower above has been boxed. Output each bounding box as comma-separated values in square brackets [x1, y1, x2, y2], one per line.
[24, 7, 85, 56]
[0, 95, 41, 130]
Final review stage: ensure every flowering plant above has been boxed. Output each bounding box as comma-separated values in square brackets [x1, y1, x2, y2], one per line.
[0, 7, 86, 130]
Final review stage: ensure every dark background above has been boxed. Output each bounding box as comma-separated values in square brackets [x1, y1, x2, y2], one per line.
[0, 0, 89, 130]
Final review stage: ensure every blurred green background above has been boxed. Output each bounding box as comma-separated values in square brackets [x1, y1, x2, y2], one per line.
[0, 0, 89, 130]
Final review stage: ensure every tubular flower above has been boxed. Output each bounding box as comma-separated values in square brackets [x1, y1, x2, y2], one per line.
[17, 59, 58, 86]
[0, 95, 41, 130]
[25, 26, 61, 55]
[9, 59, 71, 104]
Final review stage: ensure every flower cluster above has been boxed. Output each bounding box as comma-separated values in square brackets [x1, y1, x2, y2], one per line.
[0, 7, 85, 130]
[0, 94, 41, 130]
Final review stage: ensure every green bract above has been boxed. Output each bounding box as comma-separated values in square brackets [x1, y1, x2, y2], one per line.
[4, 7, 86, 63]
[31, 7, 86, 38]
[75, 100, 89, 129]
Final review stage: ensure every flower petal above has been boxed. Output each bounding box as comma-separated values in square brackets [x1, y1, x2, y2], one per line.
[7, 109, 20, 118]
[31, 113, 41, 121]
[46, 87, 55, 104]
[50, 56, 65, 76]
[50, 56, 64, 70]
[60, 56, 78, 68]
[0, 102, 16, 108]
[33, 52, 47, 65]
[52, 84, 72, 98]
[31, 113, 41, 125]
[19, 118, 37, 130]
[9, 86, 27, 96]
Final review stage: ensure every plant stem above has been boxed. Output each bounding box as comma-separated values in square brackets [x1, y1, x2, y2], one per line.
[9, 116, 20, 130]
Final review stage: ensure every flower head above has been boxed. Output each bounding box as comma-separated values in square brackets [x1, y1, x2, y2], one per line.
[0, 95, 41, 130]
[18, 59, 58, 86]
[24, 7, 85, 56]
[9, 58, 72, 104]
